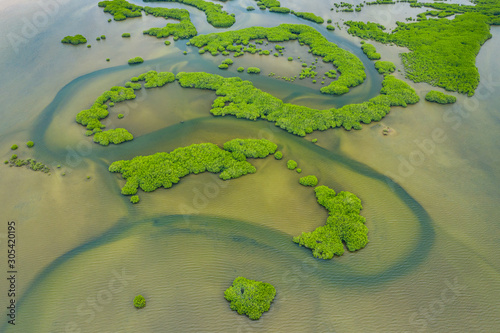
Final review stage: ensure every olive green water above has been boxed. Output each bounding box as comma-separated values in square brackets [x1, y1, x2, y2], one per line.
[0, 0, 499, 332]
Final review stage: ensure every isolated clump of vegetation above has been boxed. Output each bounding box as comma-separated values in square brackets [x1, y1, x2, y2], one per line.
[61, 34, 87, 45]
[274, 151, 283, 160]
[94, 128, 134, 146]
[109, 139, 276, 200]
[143, 0, 235, 27]
[270, 7, 290, 14]
[122, 33, 131, 37]
[5, 154, 50, 173]
[26, 141, 34, 148]
[299, 175, 318, 186]
[326, 25, 335, 31]
[130, 195, 140, 203]
[361, 43, 381, 60]
[425, 90, 457, 104]
[374, 61, 396, 74]
[133, 295, 146, 308]
[224, 277, 276, 320]
[247, 6, 255, 11]
[128, 57, 144, 64]
[247, 67, 261, 74]
[118, 114, 124, 119]
[176, 71, 418, 136]
[188, 24, 366, 95]
[292, 11, 324, 24]
[10, 145, 18, 150]
[237, 67, 244, 72]
[345, 13, 492, 96]
[165, 40, 171, 45]
[293, 186, 368, 259]
[287, 160, 297, 170]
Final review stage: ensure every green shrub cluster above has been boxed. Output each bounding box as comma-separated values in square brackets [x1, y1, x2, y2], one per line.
[326, 25, 335, 31]
[138, 70, 176, 88]
[98, 0, 142, 21]
[293, 186, 368, 259]
[256, 0, 281, 8]
[425, 90, 457, 104]
[237, 67, 244, 72]
[26, 141, 34, 148]
[247, 67, 261, 74]
[189, 24, 366, 95]
[142, 6, 197, 39]
[287, 160, 297, 170]
[361, 43, 381, 60]
[292, 11, 324, 24]
[224, 277, 276, 320]
[10, 145, 18, 150]
[109, 139, 276, 198]
[247, 6, 255, 11]
[274, 151, 283, 160]
[93, 128, 134, 146]
[130, 195, 140, 203]
[299, 175, 318, 186]
[176, 71, 418, 135]
[6, 156, 50, 173]
[133, 295, 146, 308]
[346, 13, 492, 95]
[374, 61, 396, 74]
[143, 0, 235, 27]
[325, 69, 337, 79]
[122, 33, 131, 37]
[61, 34, 87, 45]
[128, 57, 144, 64]
[270, 7, 290, 14]
[411, 0, 500, 25]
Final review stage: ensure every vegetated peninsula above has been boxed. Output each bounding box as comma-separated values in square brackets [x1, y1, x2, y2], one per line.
[294, 186, 368, 259]
[224, 277, 276, 320]
[176, 71, 419, 135]
[345, 13, 493, 96]
[189, 24, 367, 95]
[61, 34, 87, 45]
[108, 139, 277, 201]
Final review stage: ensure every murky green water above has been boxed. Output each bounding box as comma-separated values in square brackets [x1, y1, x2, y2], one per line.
[1, 0, 499, 332]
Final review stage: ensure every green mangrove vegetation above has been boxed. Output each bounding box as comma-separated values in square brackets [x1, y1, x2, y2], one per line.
[374, 61, 396, 74]
[130, 195, 140, 204]
[291, 11, 324, 24]
[361, 42, 381, 60]
[270, 7, 291, 14]
[133, 295, 146, 308]
[425, 90, 457, 104]
[10, 145, 18, 150]
[176, 71, 418, 135]
[5, 154, 50, 173]
[287, 160, 298, 170]
[98, 0, 197, 39]
[346, 13, 493, 95]
[122, 33, 131, 37]
[274, 151, 283, 160]
[61, 34, 87, 45]
[299, 175, 318, 187]
[410, 0, 500, 25]
[108, 139, 277, 200]
[247, 67, 261, 74]
[128, 57, 144, 64]
[143, 0, 235, 27]
[142, 6, 197, 40]
[189, 24, 366, 95]
[293, 185, 368, 259]
[26, 141, 34, 148]
[75, 71, 175, 145]
[224, 277, 276, 320]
